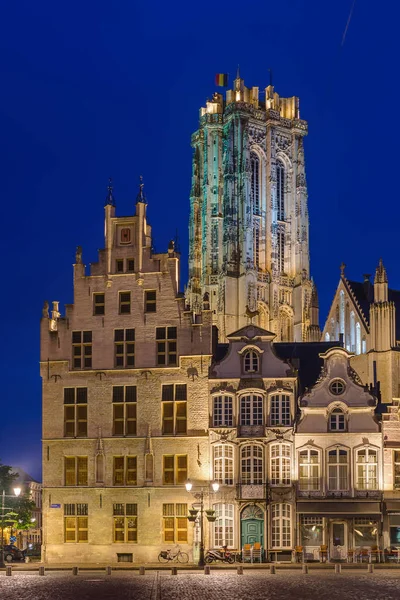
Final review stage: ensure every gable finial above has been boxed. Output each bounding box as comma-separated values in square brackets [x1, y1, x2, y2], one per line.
[340, 262, 346, 277]
[105, 177, 115, 206]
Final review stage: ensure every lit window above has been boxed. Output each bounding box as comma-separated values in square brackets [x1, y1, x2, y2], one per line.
[240, 445, 263, 484]
[113, 503, 137, 543]
[113, 456, 137, 486]
[394, 451, 400, 489]
[328, 448, 348, 490]
[64, 387, 87, 437]
[112, 386, 137, 436]
[243, 350, 259, 373]
[162, 455, 187, 485]
[299, 449, 320, 491]
[162, 503, 187, 543]
[114, 329, 135, 367]
[329, 408, 346, 431]
[64, 457, 88, 486]
[156, 327, 177, 366]
[72, 331, 92, 369]
[270, 394, 291, 426]
[64, 503, 88, 543]
[213, 503, 234, 548]
[270, 443, 291, 486]
[240, 394, 263, 426]
[356, 448, 377, 490]
[214, 444, 234, 485]
[161, 384, 187, 435]
[213, 396, 233, 427]
[271, 503, 291, 548]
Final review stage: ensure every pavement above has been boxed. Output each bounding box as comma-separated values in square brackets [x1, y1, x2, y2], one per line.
[2, 569, 400, 600]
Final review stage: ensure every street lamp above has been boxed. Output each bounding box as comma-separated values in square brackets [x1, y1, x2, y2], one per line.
[1, 487, 22, 568]
[185, 479, 219, 567]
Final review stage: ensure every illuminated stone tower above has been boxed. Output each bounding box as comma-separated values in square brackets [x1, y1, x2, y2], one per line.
[188, 72, 320, 341]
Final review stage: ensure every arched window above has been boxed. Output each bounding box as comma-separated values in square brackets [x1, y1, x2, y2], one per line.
[213, 503, 234, 548]
[325, 332, 330, 341]
[240, 394, 263, 425]
[329, 408, 346, 431]
[356, 448, 378, 490]
[356, 323, 361, 355]
[213, 395, 233, 427]
[276, 161, 285, 221]
[243, 350, 259, 373]
[299, 449, 320, 491]
[328, 448, 348, 490]
[251, 152, 260, 215]
[271, 503, 291, 548]
[339, 291, 345, 336]
[270, 394, 291, 426]
[350, 311, 355, 352]
[213, 444, 234, 485]
[362, 337, 367, 354]
[253, 221, 260, 269]
[240, 445, 263, 484]
[277, 228, 285, 273]
[270, 443, 291, 486]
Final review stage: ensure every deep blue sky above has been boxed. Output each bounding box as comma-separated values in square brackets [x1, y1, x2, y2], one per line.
[0, 1, 397, 481]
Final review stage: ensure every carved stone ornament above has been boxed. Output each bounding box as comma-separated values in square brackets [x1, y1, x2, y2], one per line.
[42, 300, 49, 318]
[75, 245, 82, 264]
[275, 134, 292, 152]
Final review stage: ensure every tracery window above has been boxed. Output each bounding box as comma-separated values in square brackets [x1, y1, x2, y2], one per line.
[277, 229, 285, 273]
[251, 153, 260, 215]
[276, 161, 285, 221]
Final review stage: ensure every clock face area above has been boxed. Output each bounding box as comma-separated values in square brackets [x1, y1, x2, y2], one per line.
[119, 227, 132, 245]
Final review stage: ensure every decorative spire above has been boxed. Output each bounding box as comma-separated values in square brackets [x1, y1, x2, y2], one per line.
[374, 258, 388, 284]
[340, 262, 346, 277]
[105, 177, 115, 206]
[236, 64, 240, 80]
[311, 282, 319, 308]
[136, 175, 146, 204]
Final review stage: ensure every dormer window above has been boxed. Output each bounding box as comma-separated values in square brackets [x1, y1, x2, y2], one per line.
[243, 350, 259, 373]
[329, 408, 345, 431]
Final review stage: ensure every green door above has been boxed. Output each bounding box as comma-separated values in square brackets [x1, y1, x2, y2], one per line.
[241, 505, 264, 547]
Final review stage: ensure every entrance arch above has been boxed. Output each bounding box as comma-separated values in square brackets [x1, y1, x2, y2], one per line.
[240, 504, 264, 547]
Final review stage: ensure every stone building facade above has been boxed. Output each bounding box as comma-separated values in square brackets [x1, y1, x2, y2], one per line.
[40, 185, 214, 563]
[187, 73, 320, 343]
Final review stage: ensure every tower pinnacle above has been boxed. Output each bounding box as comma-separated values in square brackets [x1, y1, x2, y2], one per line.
[136, 175, 146, 204]
[105, 177, 115, 207]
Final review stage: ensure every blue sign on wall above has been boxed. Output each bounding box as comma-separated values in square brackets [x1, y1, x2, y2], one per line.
[9, 536, 16, 543]
[50, 504, 61, 508]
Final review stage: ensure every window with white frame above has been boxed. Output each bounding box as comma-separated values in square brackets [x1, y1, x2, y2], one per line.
[299, 449, 320, 491]
[356, 447, 378, 490]
[213, 396, 233, 427]
[240, 394, 263, 426]
[214, 444, 234, 485]
[270, 443, 291, 486]
[271, 503, 291, 548]
[240, 445, 263, 484]
[243, 350, 259, 373]
[329, 408, 346, 431]
[213, 503, 234, 548]
[328, 448, 348, 491]
[270, 394, 291, 426]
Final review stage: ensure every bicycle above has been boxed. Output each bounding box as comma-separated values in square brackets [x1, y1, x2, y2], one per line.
[158, 545, 189, 563]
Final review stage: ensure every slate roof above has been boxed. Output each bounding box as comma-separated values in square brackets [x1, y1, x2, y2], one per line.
[346, 278, 400, 340]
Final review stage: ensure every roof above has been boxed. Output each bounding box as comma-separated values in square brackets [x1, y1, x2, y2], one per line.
[274, 341, 339, 393]
[226, 325, 275, 339]
[346, 278, 400, 340]
[11, 466, 39, 484]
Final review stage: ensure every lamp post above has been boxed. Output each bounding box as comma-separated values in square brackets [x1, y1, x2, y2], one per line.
[0, 487, 21, 568]
[185, 479, 219, 567]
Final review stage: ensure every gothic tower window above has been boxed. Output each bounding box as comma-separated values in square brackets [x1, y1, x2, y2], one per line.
[339, 291, 345, 336]
[356, 322, 361, 355]
[277, 160, 285, 221]
[251, 152, 260, 215]
[253, 222, 260, 269]
[277, 229, 285, 273]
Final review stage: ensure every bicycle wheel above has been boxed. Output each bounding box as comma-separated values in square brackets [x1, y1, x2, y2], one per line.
[177, 552, 189, 563]
[158, 552, 169, 563]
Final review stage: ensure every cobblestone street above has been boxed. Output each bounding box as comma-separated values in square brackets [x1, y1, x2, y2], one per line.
[2, 570, 400, 600]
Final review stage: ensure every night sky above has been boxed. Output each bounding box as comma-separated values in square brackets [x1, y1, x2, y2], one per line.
[0, 1, 397, 481]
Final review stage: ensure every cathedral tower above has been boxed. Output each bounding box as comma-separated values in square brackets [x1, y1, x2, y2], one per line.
[188, 72, 319, 341]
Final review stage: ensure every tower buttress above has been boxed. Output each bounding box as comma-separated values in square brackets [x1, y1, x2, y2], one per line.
[370, 259, 395, 351]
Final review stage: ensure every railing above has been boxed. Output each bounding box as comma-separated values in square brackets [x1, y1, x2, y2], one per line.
[297, 488, 382, 499]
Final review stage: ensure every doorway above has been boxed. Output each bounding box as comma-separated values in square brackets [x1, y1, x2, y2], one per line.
[240, 505, 264, 547]
[330, 521, 347, 560]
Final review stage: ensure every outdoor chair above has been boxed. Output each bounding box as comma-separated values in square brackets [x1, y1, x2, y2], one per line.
[252, 542, 262, 563]
[242, 544, 252, 563]
[294, 545, 304, 563]
[319, 545, 328, 563]
[347, 549, 355, 563]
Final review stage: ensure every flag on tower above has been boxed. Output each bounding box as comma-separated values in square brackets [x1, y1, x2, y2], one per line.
[215, 73, 228, 87]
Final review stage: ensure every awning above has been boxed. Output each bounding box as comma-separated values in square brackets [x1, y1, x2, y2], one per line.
[297, 501, 381, 517]
[385, 501, 400, 513]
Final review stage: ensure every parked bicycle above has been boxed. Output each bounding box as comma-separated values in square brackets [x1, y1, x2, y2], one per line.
[158, 545, 189, 563]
